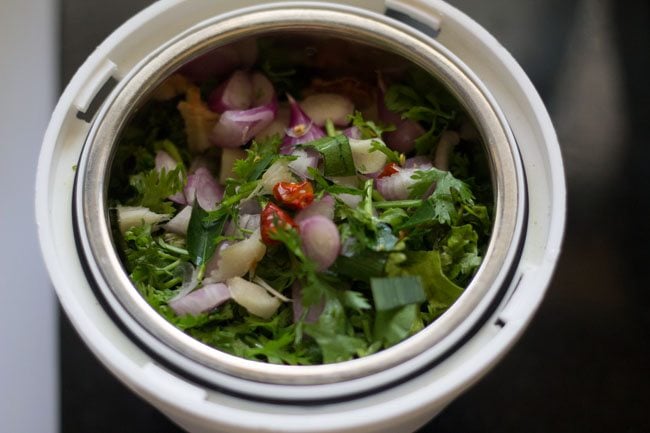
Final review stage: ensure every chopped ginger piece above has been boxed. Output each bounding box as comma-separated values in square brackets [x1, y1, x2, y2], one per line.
[151, 74, 192, 101]
[177, 86, 219, 154]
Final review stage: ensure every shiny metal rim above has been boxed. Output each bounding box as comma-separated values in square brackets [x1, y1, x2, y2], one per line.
[75, 6, 522, 385]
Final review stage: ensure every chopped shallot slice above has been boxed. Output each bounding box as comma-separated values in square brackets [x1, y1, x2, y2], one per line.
[298, 215, 341, 271]
[375, 168, 418, 201]
[169, 283, 231, 316]
[184, 167, 223, 211]
[280, 94, 325, 154]
[210, 101, 277, 148]
[295, 194, 335, 223]
[208, 70, 253, 113]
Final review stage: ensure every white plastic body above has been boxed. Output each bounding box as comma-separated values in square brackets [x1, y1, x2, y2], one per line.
[35, 1, 565, 432]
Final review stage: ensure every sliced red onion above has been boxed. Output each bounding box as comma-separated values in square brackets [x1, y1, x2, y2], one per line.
[251, 72, 275, 106]
[242, 213, 261, 231]
[287, 148, 320, 179]
[239, 198, 262, 215]
[221, 211, 259, 238]
[377, 76, 426, 153]
[163, 205, 192, 235]
[210, 101, 277, 148]
[334, 193, 362, 208]
[155, 150, 177, 172]
[291, 281, 325, 323]
[208, 70, 253, 113]
[383, 121, 426, 154]
[295, 194, 335, 224]
[342, 126, 362, 139]
[404, 155, 433, 170]
[184, 167, 223, 211]
[188, 155, 217, 174]
[433, 130, 460, 171]
[300, 93, 354, 126]
[375, 168, 418, 200]
[256, 104, 289, 140]
[298, 215, 341, 271]
[376, 75, 403, 125]
[169, 283, 231, 316]
[280, 94, 325, 154]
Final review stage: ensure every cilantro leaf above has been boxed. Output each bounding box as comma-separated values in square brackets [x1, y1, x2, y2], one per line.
[440, 224, 483, 285]
[232, 135, 282, 182]
[399, 168, 475, 226]
[374, 304, 420, 348]
[349, 111, 396, 139]
[304, 298, 367, 363]
[386, 250, 463, 306]
[369, 139, 402, 164]
[129, 166, 185, 214]
[123, 224, 189, 291]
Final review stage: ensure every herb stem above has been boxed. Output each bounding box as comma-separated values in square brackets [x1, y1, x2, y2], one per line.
[157, 238, 189, 256]
[374, 200, 423, 209]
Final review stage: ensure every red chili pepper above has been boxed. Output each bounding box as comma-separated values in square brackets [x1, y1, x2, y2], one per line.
[272, 180, 314, 210]
[260, 202, 298, 245]
[378, 162, 400, 178]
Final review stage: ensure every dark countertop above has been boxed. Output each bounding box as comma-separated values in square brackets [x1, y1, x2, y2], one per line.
[59, 1, 650, 432]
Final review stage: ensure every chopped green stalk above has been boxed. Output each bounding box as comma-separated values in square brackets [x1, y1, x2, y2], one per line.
[333, 251, 387, 282]
[325, 119, 337, 137]
[374, 199, 423, 209]
[370, 276, 427, 311]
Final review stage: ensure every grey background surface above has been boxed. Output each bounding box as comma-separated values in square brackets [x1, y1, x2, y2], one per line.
[53, 0, 650, 432]
[0, 1, 57, 433]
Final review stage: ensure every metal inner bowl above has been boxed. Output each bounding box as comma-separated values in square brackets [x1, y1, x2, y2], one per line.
[74, 5, 523, 387]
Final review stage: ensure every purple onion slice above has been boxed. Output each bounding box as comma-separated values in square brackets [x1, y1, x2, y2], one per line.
[280, 94, 325, 154]
[208, 70, 253, 113]
[184, 167, 223, 211]
[298, 215, 341, 271]
[210, 101, 277, 148]
[169, 283, 231, 316]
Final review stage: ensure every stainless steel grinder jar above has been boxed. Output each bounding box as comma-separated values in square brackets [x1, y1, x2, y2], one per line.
[36, 1, 565, 432]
